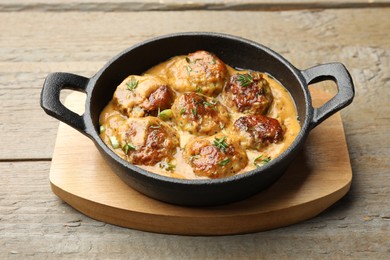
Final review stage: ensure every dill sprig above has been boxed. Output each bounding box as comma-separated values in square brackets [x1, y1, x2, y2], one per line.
[126, 77, 139, 91]
[254, 155, 271, 167]
[122, 142, 136, 154]
[159, 161, 176, 172]
[219, 158, 231, 166]
[237, 73, 253, 87]
[213, 136, 229, 152]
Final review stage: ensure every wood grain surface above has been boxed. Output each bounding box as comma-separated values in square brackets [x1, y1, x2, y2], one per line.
[0, 2, 389, 259]
[1, 0, 389, 11]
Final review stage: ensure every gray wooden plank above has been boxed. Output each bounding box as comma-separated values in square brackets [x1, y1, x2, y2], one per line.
[0, 62, 100, 160]
[0, 9, 389, 161]
[0, 161, 389, 258]
[0, 0, 389, 12]
[1, 6, 389, 260]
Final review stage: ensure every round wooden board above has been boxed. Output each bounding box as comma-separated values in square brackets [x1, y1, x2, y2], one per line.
[50, 91, 352, 235]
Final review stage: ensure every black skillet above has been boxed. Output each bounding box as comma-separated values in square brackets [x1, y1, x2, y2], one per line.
[41, 32, 354, 206]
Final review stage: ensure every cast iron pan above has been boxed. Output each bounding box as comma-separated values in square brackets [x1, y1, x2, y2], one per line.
[41, 32, 354, 206]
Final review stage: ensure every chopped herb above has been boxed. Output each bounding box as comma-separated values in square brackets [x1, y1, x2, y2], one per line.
[109, 136, 120, 149]
[213, 136, 229, 152]
[195, 86, 203, 93]
[158, 108, 173, 121]
[205, 100, 215, 106]
[203, 99, 217, 108]
[122, 142, 136, 154]
[190, 155, 200, 161]
[191, 107, 197, 117]
[254, 155, 271, 167]
[219, 158, 231, 166]
[186, 65, 192, 75]
[126, 77, 139, 91]
[185, 57, 191, 63]
[159, 161, 176, 172]
[179, 108, 186, 115]
[210, 58, 216, 65]
[237, 73, 253, 87]
[203, 99, 218, 111]
[99, 125, 106, 133]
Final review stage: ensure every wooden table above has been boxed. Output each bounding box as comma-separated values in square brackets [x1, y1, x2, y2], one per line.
[1, 0, 389, 258]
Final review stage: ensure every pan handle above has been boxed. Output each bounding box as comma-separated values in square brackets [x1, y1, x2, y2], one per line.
[40, 72, 91, 137]
[301, 63, 355, 129]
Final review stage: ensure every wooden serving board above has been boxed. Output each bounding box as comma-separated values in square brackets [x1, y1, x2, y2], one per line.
[50, 90, 352, 235]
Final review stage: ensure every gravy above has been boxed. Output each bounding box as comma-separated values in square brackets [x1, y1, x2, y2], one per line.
[99, 54, 300, 179]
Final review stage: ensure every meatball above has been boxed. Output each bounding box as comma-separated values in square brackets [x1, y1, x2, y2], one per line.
[110, 117, 179, 166]
[113, 74, 175, 117]
[183, 135, 248, 178]
[166, 50, 229, 96]
[171, 92, 230, 135]
[222, 72, 273, 114]
[234, 115, 284, 150]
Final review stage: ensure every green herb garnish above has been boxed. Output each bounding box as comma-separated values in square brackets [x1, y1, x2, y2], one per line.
[186, 65, 192, 75]
[185, 57, 191, 63]
[203, 99, 218, 111]
[179, 108, 186, 115]
[126, 77, 139, 91]
[213, 136, 228, 152]
[237, 73, 253, 87]
[254, 155, 271, 167]
[219, 158, 231, 166]
[122, 142, 136, 154]
[190, 155, 200, 161]
[203, 99, 217, 107]
[159, 161, 176, 172]
[191, 107, 197, 117]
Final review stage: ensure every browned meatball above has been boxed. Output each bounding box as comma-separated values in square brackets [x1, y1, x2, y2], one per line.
[110, 117, 179, 166]
[142, 85, 175, 113]
[171, 92, 230, 135]
[234, 115, 284, 150]
[113, 74, 175, 117]
[166, 50, 229, 96]
[183, 135, 248, 178]
[222, 72, 273, 114]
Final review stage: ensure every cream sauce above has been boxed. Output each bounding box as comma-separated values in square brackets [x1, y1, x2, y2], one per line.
[100, 55, 301, 179]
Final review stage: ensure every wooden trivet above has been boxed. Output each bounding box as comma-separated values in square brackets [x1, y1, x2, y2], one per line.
[50, 90, 352, 235]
